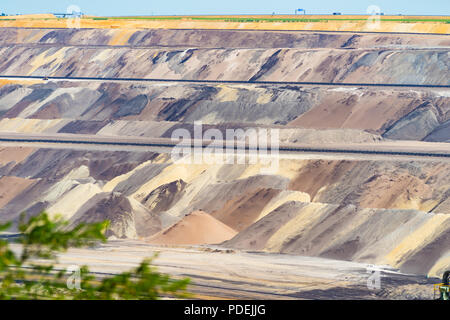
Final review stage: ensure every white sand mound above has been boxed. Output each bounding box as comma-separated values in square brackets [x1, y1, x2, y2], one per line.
[47, 183, 103, 220]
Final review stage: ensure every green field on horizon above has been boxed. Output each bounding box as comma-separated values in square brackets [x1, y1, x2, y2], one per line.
[92, 16, 450, 23]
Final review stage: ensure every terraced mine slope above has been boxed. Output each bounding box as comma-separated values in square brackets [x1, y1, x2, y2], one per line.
[0, 80, 448, 142]
[0, 21, 449, 299]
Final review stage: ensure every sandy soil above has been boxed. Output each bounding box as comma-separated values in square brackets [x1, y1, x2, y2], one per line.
[148, 211, 237, 245]
[0, 139, 447, 278]
[0, 176, 35, 208]
[0, 146, 34, 165]
[0, 15, 448, 34]
[6, 240, 438, 300]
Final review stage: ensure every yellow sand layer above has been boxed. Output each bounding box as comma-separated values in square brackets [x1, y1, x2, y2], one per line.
[0, 15, 448, 34]
[29, 47, 70, 74]
[257, 190, 310, 221]
[0, 80, 13, 88]
[102, 158, 157, 192]
[0, 118, 66, 134]
[216, 85, 239, 103]
[47, 183, 103, 220]
[265, 202, 326, 252]
[108, 29, 136, 46]
[384, 214, 450, 268]
[428, 253, 450, 278]
[239, 159, 308, 181]
[0, 79, 43, 87]
[132, 162, 213, 201]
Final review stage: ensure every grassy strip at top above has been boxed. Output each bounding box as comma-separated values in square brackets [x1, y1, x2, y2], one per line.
[98, 16, 183, 20]
[94, 16, 450, 23]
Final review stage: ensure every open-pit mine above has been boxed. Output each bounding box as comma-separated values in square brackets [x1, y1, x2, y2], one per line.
[0, 14, 449, 300]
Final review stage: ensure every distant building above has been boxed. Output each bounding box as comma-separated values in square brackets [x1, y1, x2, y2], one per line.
[53, 12, 83, 18]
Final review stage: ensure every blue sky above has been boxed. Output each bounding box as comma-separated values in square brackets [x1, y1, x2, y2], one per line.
[1, 0, 449, 16]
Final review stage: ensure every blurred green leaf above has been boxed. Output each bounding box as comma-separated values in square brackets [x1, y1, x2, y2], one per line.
[0, 211, 190, 300]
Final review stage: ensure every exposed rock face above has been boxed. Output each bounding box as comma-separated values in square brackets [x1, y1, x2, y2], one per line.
[223, 201, 450, 277]
[424, 119, 450, 142]
[1, 28, 448, 48]
[0, 46, 447, 85]
[141, 179, 186, 213]
[68, 192, 162, 239]
[70, 192, 138, 239]
[384, 107, 440, 140]
[287, 160, 449, 213]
